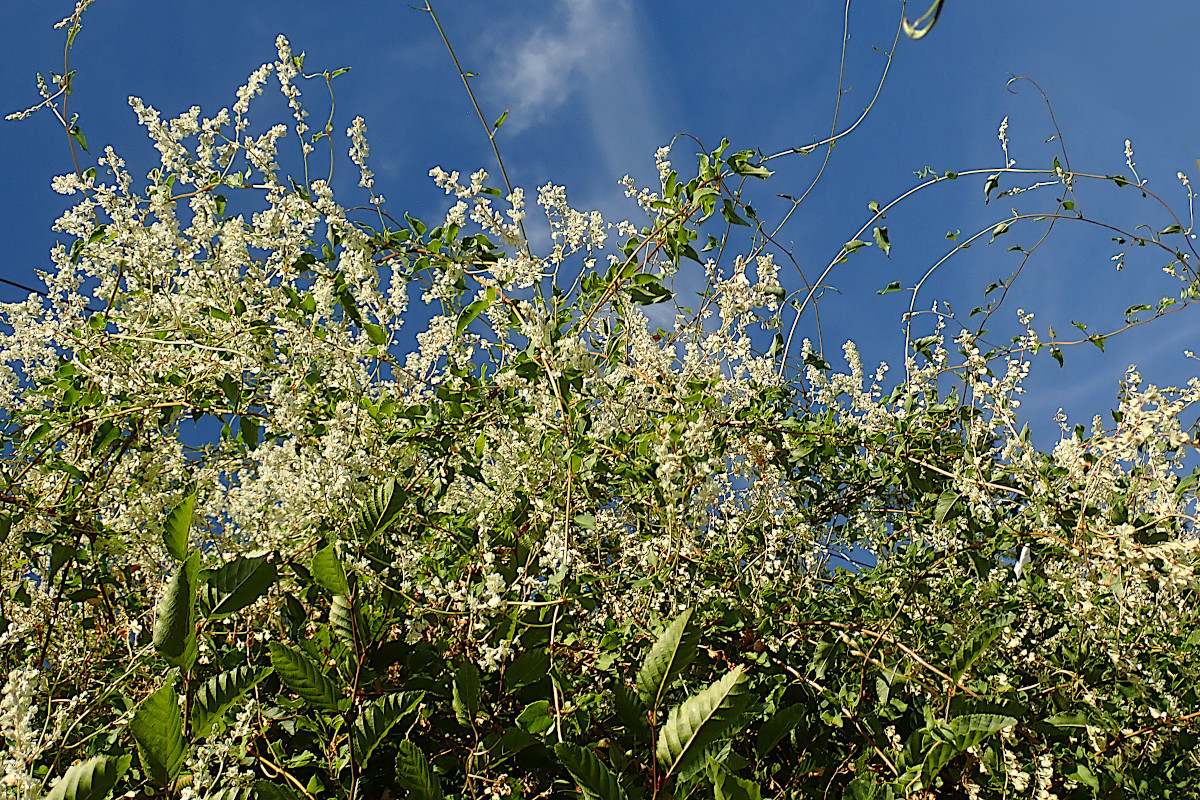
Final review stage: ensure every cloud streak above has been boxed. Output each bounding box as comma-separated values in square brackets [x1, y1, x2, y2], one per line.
[483, 0, 662, 181]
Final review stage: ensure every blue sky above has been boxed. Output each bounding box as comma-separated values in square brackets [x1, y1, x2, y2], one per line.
[3, 0, 1199, 444]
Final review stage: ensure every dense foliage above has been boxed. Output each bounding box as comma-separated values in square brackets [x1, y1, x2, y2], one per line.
[2, 3, 1199, 799]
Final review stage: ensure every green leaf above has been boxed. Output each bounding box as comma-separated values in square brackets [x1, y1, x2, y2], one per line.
[721, 199, 750, 227]
[330, 593, 365, 649]
[873, 226, 891, 258]
[844, 775, 877, 800]
[130, 684, 186, 787]
[452, 660, 481, 725]
[655, 666, 752, 782]
[354, 478, 405, 542]
[877, 281, 903, 295]
[947, 625, 1002, 685]
[493, 109, 509, 131]
[152, 552, 199, 669]
[44, 754, 131, 800]
[239, 416, 259, 450]
[206, 555, 277, 619]
[268, 642, 342, 712]
[192, 666, 272, 739]
[70, 124, 89, 153]
[1043, 711, 1090, 729]
[922, 714, 1016, 784]
[756, 702, 808, 756]
[311, 543, 349, 595]
[363, 322, 388, 345]
[456, 295, 493, 337]
[554, 743, 628, 800]
[352, 692, 422, 765]
[1071, 764, 1100, 790]
[933, 490, 960, 525]
[711, 764, 763, 800]
[984, 173, 1001, 203]
[612, 681, 650, 740]
[627, 278, 673, 305]
[516, 699, 555, 735]
[503, 648, 550, 690]
[395, 741, 442, 800]
[636, 608, 700, 712]
[162, 492, 196, 561]
[843, 239, 871, 254]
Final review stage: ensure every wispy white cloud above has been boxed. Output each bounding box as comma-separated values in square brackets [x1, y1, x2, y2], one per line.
[482, 0, 662, 179]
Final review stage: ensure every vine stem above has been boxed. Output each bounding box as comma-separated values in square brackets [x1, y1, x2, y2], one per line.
[422, 1, 531, 257]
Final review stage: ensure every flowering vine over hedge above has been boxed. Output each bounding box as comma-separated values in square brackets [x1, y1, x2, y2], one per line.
[2, 3, 1200, 799]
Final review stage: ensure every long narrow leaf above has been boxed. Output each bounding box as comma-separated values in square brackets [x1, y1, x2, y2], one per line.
[192, 666, 272, 738]
[152, 552, 199, 669]
[44, 754, 131, 800]
[947, 625, 1001, 685]
[161, 492, 195, 562]
[636, 608, 700, 712]
[656, 666, 751, 782]
[330, 594, 364, 650]
[756, 702, 808, 757]
[354, 478, 406, 541]
[352, 692, 423, 765]
[311, 544, 349, 595]
[268, 642, 342, 712]
[395, 741, 442, 800]
[130, 684, 186, 787]
[554, 743, 628, 800]
[207, 555, 277, 619]
[452, 660, 481, 725]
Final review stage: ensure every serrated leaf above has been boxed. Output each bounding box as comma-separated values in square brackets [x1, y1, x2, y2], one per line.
[353, 692, 422, 765]
[161, 492, 196, 561]
[503, 648, 549, 690]
[453, 660, 481, 725]
[947, 625, 1002, 685]
[311, 544, 349, 595]
[756, 702, 808, 756]
[207, 555, 277, 619]
[612, 681, 650, 740]
[268, 642, 342, 712]
[44, 754, 131, 800]
[922, 714, 1016, 784]
[330, 594, 364, 649]
[192, 666, 272, 739]
[395, 741, 442, 800]
[555, 743, 628, 800]
[655, 666, 751, 781]
[636, 608, 700, 712]
[152, 552, 199, 668]
[354, 478, 405, 542]
[130, 684, 186, 787]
